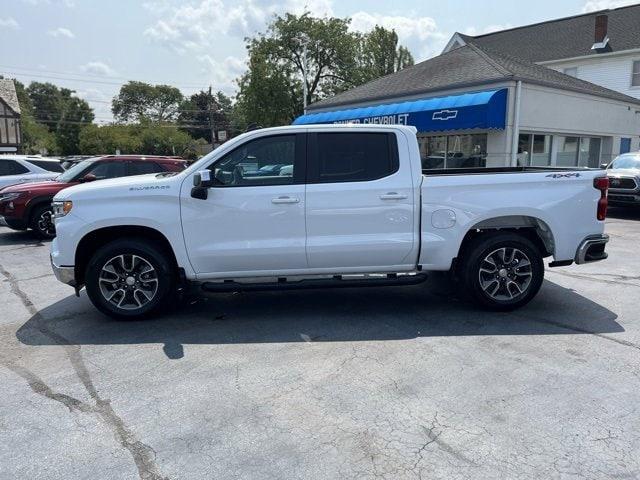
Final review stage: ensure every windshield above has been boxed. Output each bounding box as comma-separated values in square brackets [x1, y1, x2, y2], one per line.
[29, 160, 64, 173]
[609, 155, 640, 170]
[56, 158, 98, 182]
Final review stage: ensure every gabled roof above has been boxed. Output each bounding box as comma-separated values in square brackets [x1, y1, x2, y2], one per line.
[453, 4, 640, 63]
[0, 79, 21, 115]
[308, 43, 640, 111]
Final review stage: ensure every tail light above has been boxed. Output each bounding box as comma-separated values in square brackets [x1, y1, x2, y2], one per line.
[594, 176, 609, 221]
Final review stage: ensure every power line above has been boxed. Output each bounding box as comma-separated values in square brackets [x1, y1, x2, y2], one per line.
[1, 64, 218, 89]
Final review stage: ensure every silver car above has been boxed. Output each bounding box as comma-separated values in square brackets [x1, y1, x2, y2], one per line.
[605, 152, 640, 207]
[0, 155, 63, 189]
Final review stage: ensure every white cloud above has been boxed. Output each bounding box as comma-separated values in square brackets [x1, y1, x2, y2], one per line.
[582, 0, 638, 12]
[0, 17, 19, 29]
[48, 27, 75, 39]
[197, 54, 246, 94]
[463, 24, 514, 37]
[349, 12, 449, 61]
[81, 61, 116, 76]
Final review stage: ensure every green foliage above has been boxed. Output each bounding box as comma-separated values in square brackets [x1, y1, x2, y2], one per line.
[112, 81, 184, 123]
[234, 13, 415, 127]
[20, 115, 59, 155]
[24, 82, 94, 155]
[356, 26, 415, 84]
[78, 124, 142, 155]
[78, 123, 201, 158]
[178, 90, 235, 142]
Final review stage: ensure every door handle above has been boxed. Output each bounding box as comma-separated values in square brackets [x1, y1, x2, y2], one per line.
[271, 196, 300, 204]
[379, 192, 408, 200]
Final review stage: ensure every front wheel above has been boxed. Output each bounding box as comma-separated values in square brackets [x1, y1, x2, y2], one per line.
[85, 239, 176, 319]
[460, 232, 544, 311]
[30, 204, 56, 239]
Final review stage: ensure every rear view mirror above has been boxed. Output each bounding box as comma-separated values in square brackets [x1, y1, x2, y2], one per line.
[81, 173, 97, 182]
[600, 163, 609, 169]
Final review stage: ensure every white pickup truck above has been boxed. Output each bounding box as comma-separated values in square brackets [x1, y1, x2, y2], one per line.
[50, 125, 610, 318]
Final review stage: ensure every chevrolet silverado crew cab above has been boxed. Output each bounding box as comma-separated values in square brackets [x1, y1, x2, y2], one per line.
[50, 125, 610, 319]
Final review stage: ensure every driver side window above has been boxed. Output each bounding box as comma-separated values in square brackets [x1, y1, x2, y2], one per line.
[210, 135, 296, 187]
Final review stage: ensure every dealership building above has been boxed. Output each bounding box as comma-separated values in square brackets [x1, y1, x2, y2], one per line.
[294, 42, 640, 169]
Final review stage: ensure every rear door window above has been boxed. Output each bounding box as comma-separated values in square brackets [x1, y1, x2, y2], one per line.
[28, 160, 64, 173]
[309, 132, 399, 183]
[0, 160, 29, 176]
[129, 161, 164, 175]
[85, 161, 128, 180]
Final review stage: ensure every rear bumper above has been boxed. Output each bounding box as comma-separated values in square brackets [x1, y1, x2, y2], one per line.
[50, 255, 76, 286]
[575, 234, 609, 265]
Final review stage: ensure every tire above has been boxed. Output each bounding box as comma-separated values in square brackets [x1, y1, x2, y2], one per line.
[460, 232, 544, 311]
[85, 238, 176, 319]
[29, 204, 56, 239]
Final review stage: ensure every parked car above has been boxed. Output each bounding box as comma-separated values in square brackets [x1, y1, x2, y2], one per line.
[603, 152, 640, 207]
[0, 155, 64, 189]
[0, 155, 187, 239]
[50, 125, 609, 319]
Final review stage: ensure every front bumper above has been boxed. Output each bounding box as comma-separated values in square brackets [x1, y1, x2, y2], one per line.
[50, 255, 76, 286]
[575, 234, 609, 265]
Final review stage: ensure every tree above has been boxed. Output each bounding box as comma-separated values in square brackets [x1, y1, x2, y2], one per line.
[78, 124, 142, 155]
[357, 26, 415, 83]
[178, 89, 234, 143]
[234, 13, 415, 127]
[25, 82, 94, 154]
[112, 81, 184, 123]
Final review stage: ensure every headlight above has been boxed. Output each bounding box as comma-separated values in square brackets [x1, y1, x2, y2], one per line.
[52, 200, 73, 218]
[0, 192, 24, 202]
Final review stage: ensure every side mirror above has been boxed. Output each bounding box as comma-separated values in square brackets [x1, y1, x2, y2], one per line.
[193, 170, 216, 188]
[600, 163, 609, 169]
[191, 170, 215, 200]
[81, 173, 97, 183]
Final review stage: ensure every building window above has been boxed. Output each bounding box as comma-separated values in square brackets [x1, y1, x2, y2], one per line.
[563, 67, 578, 78]
[556, 136, 602, 167]
[632, 61, 640, 87]
[419, 133, 487, 169]
[518, 134, 552, 166]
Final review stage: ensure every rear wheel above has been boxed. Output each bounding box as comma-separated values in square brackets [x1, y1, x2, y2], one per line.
[460, 232, 544, 311]
[30, 204, 56, 239]
[85, 239, 176, 319]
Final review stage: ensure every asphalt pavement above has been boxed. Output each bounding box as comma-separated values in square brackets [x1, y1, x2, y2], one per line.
[1, 209, 639, 479]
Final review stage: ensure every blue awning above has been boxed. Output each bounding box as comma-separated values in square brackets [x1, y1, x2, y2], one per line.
[293, 88, 508, 132]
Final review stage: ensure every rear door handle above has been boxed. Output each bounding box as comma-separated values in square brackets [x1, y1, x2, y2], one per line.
[271, 196, 300, 204]
[379, 192, 408, 200]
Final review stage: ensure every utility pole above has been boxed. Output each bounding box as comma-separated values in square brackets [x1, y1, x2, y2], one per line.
[299, 34, 310, 114]
[208, 85, 216, 147]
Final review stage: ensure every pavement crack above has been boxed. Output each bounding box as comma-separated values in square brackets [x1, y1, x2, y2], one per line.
[549, 270, 640, 288]
[0, 262, 169, 480]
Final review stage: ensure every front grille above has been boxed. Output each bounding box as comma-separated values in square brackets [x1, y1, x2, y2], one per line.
[608, 177, 637, 190]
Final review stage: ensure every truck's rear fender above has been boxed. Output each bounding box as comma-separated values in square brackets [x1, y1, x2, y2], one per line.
[419, 171, 604, 270]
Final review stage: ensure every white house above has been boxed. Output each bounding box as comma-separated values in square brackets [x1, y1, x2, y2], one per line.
[443, 4, 640, 111]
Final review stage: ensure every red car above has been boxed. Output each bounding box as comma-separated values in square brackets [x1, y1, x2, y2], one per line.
[0, 155, 187, 239]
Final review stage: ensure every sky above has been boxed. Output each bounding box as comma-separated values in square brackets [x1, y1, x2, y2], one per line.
[1, 0, 637, 122]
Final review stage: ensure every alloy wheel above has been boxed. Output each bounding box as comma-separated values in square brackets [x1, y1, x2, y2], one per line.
[478, 247, 533, 301]
[98, 254, 159, 310]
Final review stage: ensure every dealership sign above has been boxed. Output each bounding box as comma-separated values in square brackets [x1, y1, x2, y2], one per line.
[294, 88, 508, 133]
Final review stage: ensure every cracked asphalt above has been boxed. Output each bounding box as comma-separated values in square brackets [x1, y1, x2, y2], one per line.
[1, 209, 640, 480]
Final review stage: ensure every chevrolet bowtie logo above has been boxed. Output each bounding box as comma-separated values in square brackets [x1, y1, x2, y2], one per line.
[432, 109, 458, 121]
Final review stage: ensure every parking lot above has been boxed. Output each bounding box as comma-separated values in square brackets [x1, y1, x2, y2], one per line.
[0, 211, 638, 480]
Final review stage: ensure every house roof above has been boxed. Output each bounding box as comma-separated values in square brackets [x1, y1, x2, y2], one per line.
[0, 79, 21, 115]
[308, 43, 640, 111]
[455, 4, 640, 63]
